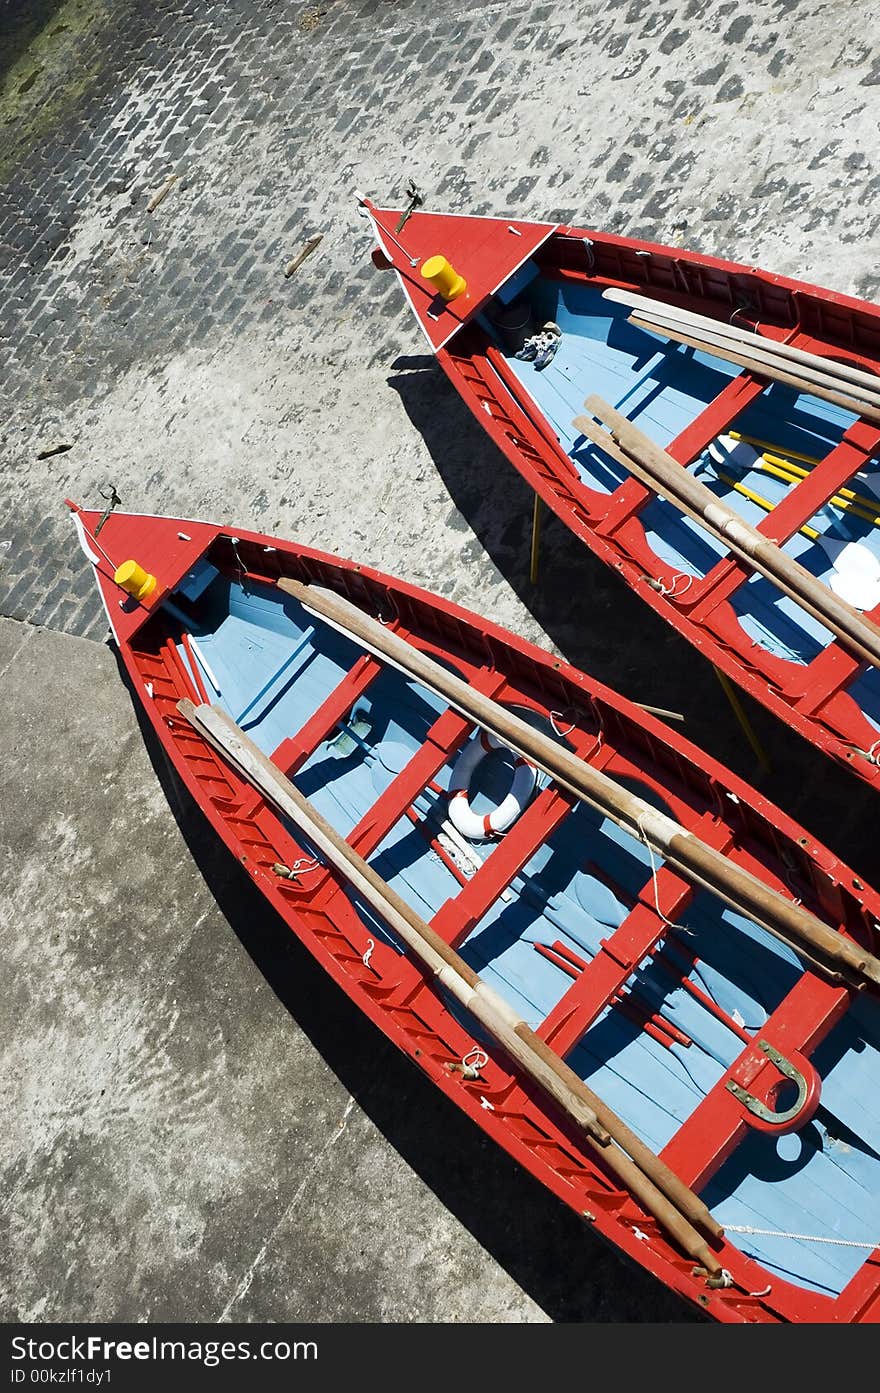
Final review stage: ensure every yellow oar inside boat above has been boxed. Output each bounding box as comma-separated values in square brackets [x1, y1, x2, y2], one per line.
[727, 431, 880, 526]
[728, 430, 822, 466]
[714, 469, 819, 540]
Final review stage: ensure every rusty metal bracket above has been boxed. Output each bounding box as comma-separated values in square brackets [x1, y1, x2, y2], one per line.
[726, 1038, 809, 1126]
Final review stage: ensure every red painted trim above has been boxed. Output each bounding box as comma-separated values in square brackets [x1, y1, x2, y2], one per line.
[181, 632, 209, 704]
[271, 652, 383, 775]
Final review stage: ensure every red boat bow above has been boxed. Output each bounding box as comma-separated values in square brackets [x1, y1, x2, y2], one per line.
[359, 194, 557, 350]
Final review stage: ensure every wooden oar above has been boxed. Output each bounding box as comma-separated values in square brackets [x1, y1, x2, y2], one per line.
[177, 697, 725, 1271]
[604, 286, 880, 401]
[631, 309, 880, 414]
[277, 576, 880, 991]
[574, 396, 880, 675]
[628, 315, 880, 426]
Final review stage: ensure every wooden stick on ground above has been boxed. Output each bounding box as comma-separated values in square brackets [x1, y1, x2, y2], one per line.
[177, 697, 725, 1271]
[284, 234, 323, 279]
[146, 173, 179, 214]
[573, 396, 880, 675]
[277, 577, 880, 991]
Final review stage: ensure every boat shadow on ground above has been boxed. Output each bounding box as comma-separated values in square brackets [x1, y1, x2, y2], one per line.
[386, 360, 878, 884]
[118, 651, 702, 1324]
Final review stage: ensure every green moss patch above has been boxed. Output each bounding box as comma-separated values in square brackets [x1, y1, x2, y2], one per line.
[0, 0, 119, 184]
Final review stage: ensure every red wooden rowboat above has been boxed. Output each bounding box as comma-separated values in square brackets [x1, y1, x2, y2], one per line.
[361, 196, 880, 790]
[69, 501, 880, 1323]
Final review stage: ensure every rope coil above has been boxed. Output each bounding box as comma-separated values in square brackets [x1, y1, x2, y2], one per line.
[657, 572, 694, 599]
[461, 1047, 489, 1079]
[550, 710, 576, 738]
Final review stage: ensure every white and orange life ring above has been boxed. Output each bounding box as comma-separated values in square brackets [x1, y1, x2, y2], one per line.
[448, 730, 537, 841]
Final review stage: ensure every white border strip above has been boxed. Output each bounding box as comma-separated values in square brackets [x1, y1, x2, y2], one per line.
[70, 510, 101, 565]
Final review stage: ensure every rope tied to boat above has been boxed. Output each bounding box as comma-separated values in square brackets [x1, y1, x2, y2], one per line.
[228, 536, 248, 588]
[550, 709, 576, 737]
[656, 572, 694, 599]
[845, 738, 880, 766]
[635, 813, 694, 937]
[726, 1224, 880, 1250]
[461, 1047, 489, 1079]
[586, 696, 605, 757]
[94, 482, 121, 537]
[362, 938, 375, 967]
[272, 856, 321, 881]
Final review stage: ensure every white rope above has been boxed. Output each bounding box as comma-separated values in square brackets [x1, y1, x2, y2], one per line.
[847, 739, 880, 765]
[362, 938, 374, 968]
[727, 1224, 879, 1250]
[635, 813, 693, 935]
[461, 1047, 489, 1079]
[550, 709, 576, 737]
[289, 856, 320, 878]
[273, 856, 321, 885]
[228, 536, 247, 586]
[658, 572, 694, 599]
[586, 699, 605, 758]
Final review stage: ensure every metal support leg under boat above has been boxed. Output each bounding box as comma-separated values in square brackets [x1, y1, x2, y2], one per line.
[530, 493, 542, 585]
[713, 666, 772, 775]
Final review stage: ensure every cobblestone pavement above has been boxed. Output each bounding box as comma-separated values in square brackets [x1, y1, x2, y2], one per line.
[1, 0, 879, 1322]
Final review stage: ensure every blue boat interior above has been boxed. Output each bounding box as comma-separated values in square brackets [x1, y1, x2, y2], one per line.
[162, 567, 880, 1300]
[479, 270, 880, 732]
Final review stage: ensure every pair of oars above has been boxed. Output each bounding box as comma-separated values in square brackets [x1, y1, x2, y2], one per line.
[604, 288, 880, 425]
[270, 577, 879, 992]
[177, 695, 725, 1278]
[177, 575, 880, 1277]
[177, 573, 880, 1271]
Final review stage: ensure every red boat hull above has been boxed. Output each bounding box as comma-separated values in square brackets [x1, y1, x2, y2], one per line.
[73, 505, 880, 1323]
[365, 201, 880, 791]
